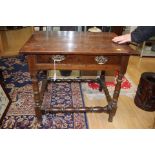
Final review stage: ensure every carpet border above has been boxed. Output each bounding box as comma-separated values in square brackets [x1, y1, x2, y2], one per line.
[79, 83, 89, 129]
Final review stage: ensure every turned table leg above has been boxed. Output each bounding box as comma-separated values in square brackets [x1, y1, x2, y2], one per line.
[31, 72, 42, 121]
[98, 71, 113, 105]
[108, 72, 124, 122]
[99, 71, 105, 92]
[27, 55, 42, 121]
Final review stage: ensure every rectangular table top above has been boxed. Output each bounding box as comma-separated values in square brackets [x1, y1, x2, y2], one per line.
[20, 31, 136, 55]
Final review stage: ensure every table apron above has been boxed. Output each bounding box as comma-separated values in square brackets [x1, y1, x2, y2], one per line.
[35, 63, 120, 71]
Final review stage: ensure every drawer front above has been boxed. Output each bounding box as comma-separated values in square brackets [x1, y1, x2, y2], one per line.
[36, 54, 121, 65]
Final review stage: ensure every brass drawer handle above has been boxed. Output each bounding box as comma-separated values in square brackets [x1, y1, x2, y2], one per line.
[95, 56, 108, 64]
[51, 55, 65, 62]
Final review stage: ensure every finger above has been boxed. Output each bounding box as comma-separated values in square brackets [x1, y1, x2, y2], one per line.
[117, 39, 129, 44]
[112, 38, 121, 43]
[112, 36, 124, 42]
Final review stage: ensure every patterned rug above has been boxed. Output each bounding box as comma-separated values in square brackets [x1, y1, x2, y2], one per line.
[81, 72, 137, 100]
[0, 55, 88, 129]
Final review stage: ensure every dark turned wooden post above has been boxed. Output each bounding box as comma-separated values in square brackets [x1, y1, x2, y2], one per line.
[108, 56, 130, 122]
[99, 71, 105, 92]
[27, 55, 42, 121]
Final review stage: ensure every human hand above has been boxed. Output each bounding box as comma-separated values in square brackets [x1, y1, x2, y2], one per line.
[112, 34, 131, 44]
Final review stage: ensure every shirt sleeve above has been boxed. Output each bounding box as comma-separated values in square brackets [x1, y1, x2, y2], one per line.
[131, 26, 155, 43]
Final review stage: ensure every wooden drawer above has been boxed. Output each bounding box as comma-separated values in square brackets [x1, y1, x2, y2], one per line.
[36, 54, 121, 65]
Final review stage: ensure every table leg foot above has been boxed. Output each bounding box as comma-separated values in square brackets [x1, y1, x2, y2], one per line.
[108, 106, 117, 122]
[35, 106, 42, 122]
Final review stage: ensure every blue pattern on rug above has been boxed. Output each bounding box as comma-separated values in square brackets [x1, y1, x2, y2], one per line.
[0, 55, 88, 129]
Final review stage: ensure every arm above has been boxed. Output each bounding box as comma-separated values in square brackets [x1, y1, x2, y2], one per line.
[131, 26, 155, 43]
[112, 26, 155, 44]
